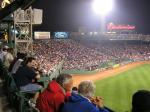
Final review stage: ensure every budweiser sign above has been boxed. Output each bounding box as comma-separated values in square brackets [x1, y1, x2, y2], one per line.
[107, 23, 135, 30]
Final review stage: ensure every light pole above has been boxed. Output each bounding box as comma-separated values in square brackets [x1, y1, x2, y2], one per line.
[92, 0, 114, 34]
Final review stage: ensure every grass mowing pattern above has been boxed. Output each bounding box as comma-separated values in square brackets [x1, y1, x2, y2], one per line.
[95, 64, 150, 112]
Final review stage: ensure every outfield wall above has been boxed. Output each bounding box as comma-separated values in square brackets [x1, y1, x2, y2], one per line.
[62, 60, 122, 75]
[49, 59, 150, 77]
[62, 59, 150, 75]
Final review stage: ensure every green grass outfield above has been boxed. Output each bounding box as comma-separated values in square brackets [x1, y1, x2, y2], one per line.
[95, 64, 150, 112]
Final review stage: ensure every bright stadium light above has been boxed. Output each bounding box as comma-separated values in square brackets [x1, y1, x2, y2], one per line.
[92, 0, 114, 16]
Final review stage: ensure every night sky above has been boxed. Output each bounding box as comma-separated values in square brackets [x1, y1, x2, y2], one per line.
[33, 0, 150, 34]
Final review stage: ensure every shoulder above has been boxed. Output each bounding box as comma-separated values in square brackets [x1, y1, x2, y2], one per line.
[54, 92, 65, 101]
[24, 66, 35, 74]
[40, 88, 65, 101]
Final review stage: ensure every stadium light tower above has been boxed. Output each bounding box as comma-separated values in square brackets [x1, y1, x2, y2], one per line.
[92, 0, 114, 33]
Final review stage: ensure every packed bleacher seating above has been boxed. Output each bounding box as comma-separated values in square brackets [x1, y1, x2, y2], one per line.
[33, 39, 150, 72]
[79, 39, 150, 62]
[33, 39, 111, 71]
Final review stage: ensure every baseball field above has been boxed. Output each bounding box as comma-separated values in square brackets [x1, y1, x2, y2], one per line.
[73, 61, 150, 112]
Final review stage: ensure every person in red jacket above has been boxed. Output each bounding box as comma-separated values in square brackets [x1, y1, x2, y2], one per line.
[36, 73, 73, 112]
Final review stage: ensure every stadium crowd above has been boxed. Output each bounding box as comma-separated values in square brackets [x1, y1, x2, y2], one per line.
[80, 40, 150, 62]
[0, 45, 113, 111]
[5, 38, 149, 75]
[32, 39, 150, 73]
[33, 39, 111, 71]
[0, 38, 150, 112]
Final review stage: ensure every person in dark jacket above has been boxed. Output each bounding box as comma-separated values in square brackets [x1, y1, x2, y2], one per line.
[60, 80, 110, 112]
[132, 90, 150, 112]
[36, 74, 73, 112]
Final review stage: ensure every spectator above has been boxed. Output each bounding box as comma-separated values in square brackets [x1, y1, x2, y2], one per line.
[13, 57, 42, 103]
[36, 73, 73, 112]
[132, 90, 150, 112]
[60, 80, 110, 112]
[72, 86, 78, 94]
[0, 46, 8, 62]
[3, 48, 14, 69]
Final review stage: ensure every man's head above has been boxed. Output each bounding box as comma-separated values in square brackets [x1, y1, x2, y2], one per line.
[3, 45, 9, 51]
[56, 74, 73, 92]
[78, 80, 95, 98]
[132, 90, 150, 112]
[72, 86, 78, 91]
[25, 57, 37, 68]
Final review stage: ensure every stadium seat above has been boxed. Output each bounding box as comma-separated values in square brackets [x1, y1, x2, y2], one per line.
[5, 73, 40, 112]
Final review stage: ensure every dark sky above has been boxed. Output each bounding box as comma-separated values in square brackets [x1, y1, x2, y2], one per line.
[33, 0, 150, 34]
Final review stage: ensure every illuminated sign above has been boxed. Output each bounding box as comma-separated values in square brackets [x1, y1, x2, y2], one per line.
[34, 32, 51, 39]
[54, 32, 69, 38]
[107, 23, 135, 30]
[0, 0, 11, 9]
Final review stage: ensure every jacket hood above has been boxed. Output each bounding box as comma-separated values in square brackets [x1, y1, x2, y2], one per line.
[47, 80, 64, 93]
[69, 93, 88, 103]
